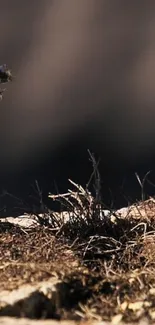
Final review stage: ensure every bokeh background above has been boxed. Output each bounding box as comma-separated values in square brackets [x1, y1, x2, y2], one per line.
[0, 0, 155, 212]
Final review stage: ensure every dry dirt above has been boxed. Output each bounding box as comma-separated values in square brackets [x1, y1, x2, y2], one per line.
[0, 190, 155, 324]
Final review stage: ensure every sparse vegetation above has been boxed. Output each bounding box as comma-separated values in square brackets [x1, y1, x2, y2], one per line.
[0, 154, 155, 324]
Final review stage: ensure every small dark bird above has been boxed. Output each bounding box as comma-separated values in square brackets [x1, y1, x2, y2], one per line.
[0, 64, 12, 100]
[0, 64, 12, 83]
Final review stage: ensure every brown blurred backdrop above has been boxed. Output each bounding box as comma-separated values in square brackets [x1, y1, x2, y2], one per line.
[0, 0, 155, 211]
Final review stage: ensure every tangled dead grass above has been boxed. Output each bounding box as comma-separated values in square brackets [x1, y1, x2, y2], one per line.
[0, 157, 155, 323]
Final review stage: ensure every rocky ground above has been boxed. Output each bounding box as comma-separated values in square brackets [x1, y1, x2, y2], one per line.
[0, 181, 155, 324]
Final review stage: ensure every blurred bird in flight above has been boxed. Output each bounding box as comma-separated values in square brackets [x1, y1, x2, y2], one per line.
[0, 64, 12, 100]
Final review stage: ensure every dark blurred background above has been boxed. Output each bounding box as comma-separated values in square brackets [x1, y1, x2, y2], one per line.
[0, 0, 155, 214]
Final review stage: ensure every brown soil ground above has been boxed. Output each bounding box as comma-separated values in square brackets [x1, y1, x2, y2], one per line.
[0, 186, 155, 324]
